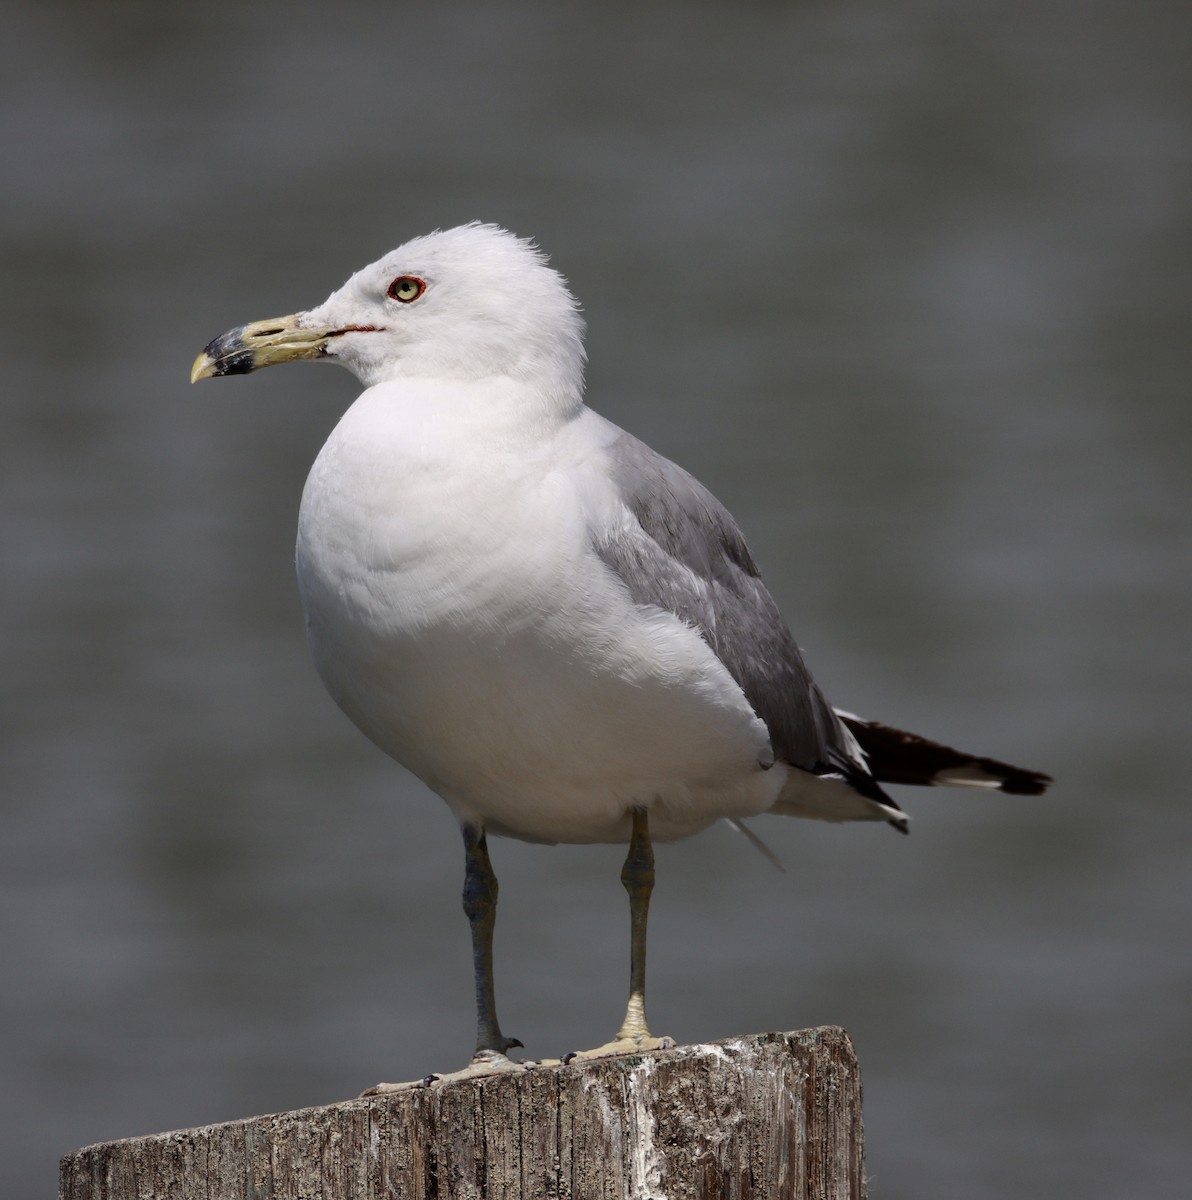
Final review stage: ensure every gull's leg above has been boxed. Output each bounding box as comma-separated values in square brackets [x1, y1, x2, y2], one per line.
[361, 824, 525, 1095]
[462, 823, 522, 1059]
[564, 806, 675, 1062]
[616, 805, 655, 1041]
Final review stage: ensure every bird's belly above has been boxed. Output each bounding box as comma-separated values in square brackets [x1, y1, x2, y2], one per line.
[296, 494, 779, 844]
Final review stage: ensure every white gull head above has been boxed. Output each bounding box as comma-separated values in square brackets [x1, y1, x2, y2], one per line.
[315, 223, 587, 393]
[193, 222, 587, 405]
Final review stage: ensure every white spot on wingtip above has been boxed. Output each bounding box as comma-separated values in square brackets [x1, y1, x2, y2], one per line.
[933, 767, 1006, 788]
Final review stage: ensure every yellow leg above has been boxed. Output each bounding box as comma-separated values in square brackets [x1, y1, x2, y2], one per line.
[564, 807, 674, 1063]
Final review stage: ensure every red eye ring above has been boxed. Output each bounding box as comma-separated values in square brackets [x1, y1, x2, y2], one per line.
[387, 275, 427, 303]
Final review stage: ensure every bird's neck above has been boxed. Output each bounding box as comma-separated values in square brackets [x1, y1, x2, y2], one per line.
[345, 375, 584, 453]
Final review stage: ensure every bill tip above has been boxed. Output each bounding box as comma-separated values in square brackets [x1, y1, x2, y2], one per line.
[190, 352, 215, 384]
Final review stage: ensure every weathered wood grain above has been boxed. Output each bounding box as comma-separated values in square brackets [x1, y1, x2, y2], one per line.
[60, 1027, 865, 1199]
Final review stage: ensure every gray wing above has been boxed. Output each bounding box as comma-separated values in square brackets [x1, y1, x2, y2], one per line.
[593, 430, 870, 783]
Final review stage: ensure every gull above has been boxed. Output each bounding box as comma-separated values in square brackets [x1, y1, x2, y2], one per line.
[192, 223, 1050, 1079]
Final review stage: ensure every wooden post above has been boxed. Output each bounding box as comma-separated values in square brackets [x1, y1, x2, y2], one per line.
[59, 1027, 865, 1199]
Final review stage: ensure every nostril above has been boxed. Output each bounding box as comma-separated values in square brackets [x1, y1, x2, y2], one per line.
[252, 327, 285, 339]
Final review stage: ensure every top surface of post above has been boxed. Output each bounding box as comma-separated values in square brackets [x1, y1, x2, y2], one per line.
[60, 1026, 865, 1200]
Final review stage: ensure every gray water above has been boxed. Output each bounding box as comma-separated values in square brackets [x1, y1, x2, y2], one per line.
[3, 2, 1190, 1196]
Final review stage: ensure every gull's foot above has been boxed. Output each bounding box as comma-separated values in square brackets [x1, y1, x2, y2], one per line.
[362, 1047, 531, 1095]
[561, 1034, 676, 1065]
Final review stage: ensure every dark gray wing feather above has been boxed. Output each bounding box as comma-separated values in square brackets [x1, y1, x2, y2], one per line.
[594, 431, 869, 783]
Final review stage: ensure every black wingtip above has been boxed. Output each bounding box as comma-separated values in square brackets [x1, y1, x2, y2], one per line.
[992, 768, 1053, 796]
[838, 713, 1053, 796]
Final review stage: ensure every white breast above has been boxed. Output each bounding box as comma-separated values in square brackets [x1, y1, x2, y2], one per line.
[295, 383, 781, 844]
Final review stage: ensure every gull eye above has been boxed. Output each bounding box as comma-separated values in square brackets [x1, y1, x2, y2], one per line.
[387, 275, 426, 304]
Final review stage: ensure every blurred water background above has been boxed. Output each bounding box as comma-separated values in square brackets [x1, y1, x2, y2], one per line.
[3, 2, 1190, 1196]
